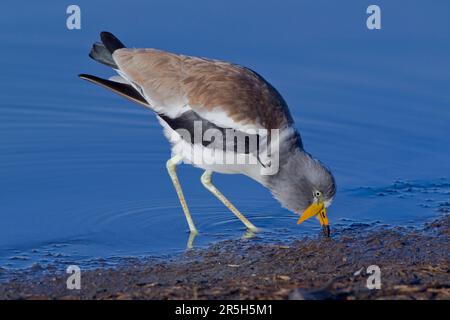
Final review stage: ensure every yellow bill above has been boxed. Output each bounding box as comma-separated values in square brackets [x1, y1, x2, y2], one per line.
[297, 201, 330, 237]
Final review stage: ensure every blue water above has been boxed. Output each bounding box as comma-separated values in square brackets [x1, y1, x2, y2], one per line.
[1, 0, 449, 271]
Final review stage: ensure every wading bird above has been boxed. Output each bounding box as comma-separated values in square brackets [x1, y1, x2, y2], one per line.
[80, 32, 336, 238]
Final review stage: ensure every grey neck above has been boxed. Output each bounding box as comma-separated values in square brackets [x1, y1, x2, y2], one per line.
[259, 130, 319, 213]
[260, 129, 307, 186]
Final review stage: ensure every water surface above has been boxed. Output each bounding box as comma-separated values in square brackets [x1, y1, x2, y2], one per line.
[1, 0, 449, 271]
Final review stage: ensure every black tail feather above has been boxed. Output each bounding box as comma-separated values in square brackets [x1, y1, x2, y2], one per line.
[100, 31, 126, 54]
[89, 42, 117, 68]
[88, 31, 125, 68]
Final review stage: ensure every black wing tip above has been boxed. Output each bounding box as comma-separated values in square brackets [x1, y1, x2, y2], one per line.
[78, 74, 98, 82]
[77, 73, 150, 107]
[100, 31, 125, 54]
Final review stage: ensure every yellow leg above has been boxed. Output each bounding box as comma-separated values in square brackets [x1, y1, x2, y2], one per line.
[201, 170, 258, 232]
[166, 155, 198, 234]
[242, 229, 256, 239]
[186, 231, 197, 250]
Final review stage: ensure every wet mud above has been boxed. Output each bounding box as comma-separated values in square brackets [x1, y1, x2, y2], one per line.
[0, 215, 448, 300]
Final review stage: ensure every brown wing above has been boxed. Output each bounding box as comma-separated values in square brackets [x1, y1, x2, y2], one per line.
[112, 48, 294, 131]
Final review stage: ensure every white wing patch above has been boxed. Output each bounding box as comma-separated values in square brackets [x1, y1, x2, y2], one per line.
[108, 75, 128, 84]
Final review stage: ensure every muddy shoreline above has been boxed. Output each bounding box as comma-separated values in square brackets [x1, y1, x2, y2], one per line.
[0, 215, 448, 300]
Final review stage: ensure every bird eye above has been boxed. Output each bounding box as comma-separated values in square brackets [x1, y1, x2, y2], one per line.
[314, 191, 322, 198]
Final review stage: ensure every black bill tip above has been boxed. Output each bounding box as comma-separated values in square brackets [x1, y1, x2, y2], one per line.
[322, 225, 331, 237]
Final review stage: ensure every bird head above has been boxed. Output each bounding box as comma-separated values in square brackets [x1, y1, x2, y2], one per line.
[266, 149, 336, 236]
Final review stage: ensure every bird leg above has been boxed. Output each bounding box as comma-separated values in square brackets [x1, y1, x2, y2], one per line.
[166, 155, 198, 234]
[200, 170, 258, 232]
[242, 229, 257, 239]
[186, 231, 197, 250]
